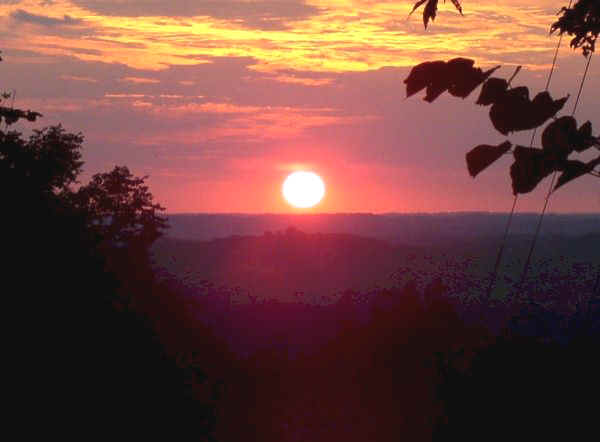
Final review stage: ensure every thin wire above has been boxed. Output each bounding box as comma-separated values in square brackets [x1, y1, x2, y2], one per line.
[486, 195, 518, 296]
[486, 22, 568, 297]
[571, 53, 593, 116]
[518, 173, 557, 289]
[528, 32, 566, 147]
[519, 52, 593, 289]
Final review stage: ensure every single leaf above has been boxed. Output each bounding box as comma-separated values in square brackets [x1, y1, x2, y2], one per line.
[542, 117, 597, 156]
[406, 58, 497, 102]
[26, 111, 42, 122]
[510, 146, 558, 194]
[424, 67, 451, 102]
[476, 78, 509, 106]
[404, 60, 447, 98]
[530, 91, 569, 126]
[425, 58, 470, 102]
[554, 157, 600, 191]
[450, 0, 463, 15]
[409, 0, 462, 28]
[409, 0, 428, 16]
[573, 120, 597, 152]
[447, 59, 501, 99]
[578, 120, 592, 139]
[542, 116, 577, 159]
[423, 0, 438, 28]
[489, 87, 530, 135]
[466, 141, 512, 177]
[490, 87, 568, 135]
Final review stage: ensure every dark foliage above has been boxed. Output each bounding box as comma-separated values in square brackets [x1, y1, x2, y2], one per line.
[551, 0, 600, 56]
[435, 335, 600, 441]
[409, 0, 463, 29]
[542, 116, 597, 155]
[0, 105, 42, 125]
[2, 50, 219, 435]
[476, 77, 508, 105]
[506, 116, 600, 194]
[466, 140, 512, 177]
[404, 58, 499, 102]
[0, 125, 83, 198]
[488, 88, 568, 135]
[554, 156, 600, 191]
[405, 60, 568, 134]
[509, 142, 600, 195]
[410, 0, 598, 59]
[405, 57, 599, 193]
[68, 165, 168, 249]
[510, 145, 559, 194]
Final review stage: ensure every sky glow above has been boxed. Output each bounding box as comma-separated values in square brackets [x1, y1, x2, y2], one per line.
[1, 1, 598, 213]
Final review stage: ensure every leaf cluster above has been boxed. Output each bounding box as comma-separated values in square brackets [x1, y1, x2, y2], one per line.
[405, 58, 600, 194]
[551, 0, 600, 57]
[410, 0, 463, 28]
[410, 1, 598, 58]
[477, 78, 569, 136]
[0, 55, 43, 125]
[510, 117, 600, 194]
[0, 106, 42, 126]
[404, 57, 499, 102]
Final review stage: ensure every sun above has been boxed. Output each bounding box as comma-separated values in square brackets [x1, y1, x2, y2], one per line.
[282, 171, 325, 208]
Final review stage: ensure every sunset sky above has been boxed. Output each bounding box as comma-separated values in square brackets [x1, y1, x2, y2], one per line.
[1, 0, 599, 213]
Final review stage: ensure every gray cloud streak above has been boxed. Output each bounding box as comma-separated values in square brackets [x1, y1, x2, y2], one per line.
[10, 9, 83, 26]
[71, 0, 321, 30]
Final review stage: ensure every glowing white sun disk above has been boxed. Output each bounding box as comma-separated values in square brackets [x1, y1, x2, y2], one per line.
[282, 171, 325, 208]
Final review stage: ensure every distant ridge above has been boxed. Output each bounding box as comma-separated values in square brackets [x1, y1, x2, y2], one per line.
[164, 213, 599, 244]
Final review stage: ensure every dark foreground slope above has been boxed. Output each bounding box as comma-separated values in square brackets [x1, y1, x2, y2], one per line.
[152, 271, 600, 442]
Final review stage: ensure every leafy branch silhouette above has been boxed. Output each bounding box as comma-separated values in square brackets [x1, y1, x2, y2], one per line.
[410, 1, 598, 59]
[410, 0, 463, 28]
[551, 0, 600, 57]
[404, 58, 600, 195]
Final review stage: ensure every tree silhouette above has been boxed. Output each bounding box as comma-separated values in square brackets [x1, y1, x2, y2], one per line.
[69, 165, 168, 249]
[1, 125, 83, 200]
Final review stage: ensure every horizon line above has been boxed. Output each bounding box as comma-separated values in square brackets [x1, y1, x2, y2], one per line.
[164, 211, 600, 216]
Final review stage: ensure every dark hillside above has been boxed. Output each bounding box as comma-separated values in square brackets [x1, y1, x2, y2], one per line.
[152, 230, 599, 307]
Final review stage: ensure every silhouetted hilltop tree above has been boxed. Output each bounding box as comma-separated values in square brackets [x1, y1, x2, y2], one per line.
[2, 125, 83, 206]
[68, 165, 168, 250]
